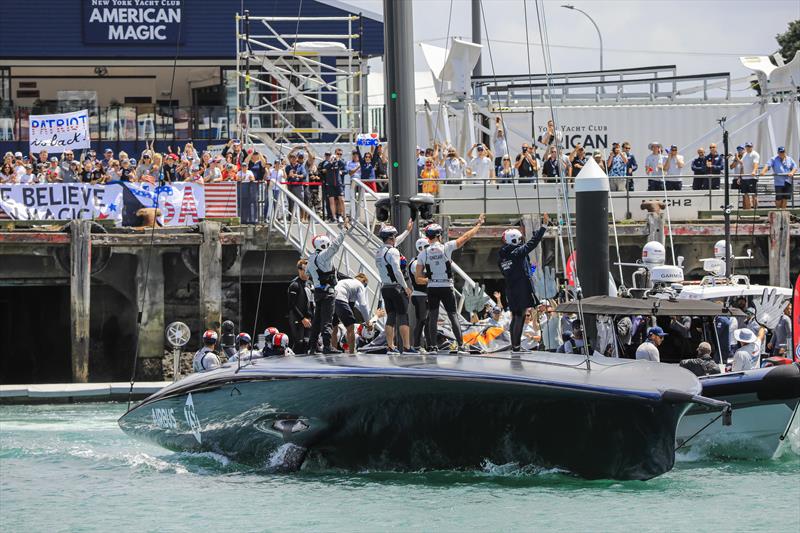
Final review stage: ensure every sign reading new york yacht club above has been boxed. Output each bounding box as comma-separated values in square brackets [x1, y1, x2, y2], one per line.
[29, 110, 91, 154]
[83, 0, 183, 44]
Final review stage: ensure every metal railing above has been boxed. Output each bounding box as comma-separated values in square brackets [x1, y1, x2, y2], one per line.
[266, 180, 384, 314]
[418, 174, 797, 219]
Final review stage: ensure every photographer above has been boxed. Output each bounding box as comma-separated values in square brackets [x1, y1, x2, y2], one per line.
[514, 143, 540, 183]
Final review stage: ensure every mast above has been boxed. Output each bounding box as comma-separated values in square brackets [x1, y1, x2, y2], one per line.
[721, 121, 732, 276]
[471, 0, 481, 78]
[383, 0, 416, 257]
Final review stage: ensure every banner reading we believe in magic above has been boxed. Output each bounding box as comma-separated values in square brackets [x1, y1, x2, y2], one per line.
[28, 110, 91, 154]
[0, 182, 204, 227]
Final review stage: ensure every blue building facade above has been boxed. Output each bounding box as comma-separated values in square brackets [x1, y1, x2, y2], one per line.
[0, 0, 384, 154]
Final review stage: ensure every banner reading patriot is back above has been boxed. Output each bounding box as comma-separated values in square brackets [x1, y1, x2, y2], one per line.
[29, 110, 91, 154]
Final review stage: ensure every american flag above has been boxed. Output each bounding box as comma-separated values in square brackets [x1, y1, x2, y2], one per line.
[203, 182, 238, 218]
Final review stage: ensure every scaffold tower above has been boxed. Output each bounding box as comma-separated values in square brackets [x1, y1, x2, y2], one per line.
[235, 10, 368, 154]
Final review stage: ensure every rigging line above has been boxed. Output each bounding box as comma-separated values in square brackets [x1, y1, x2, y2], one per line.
[127, 13, 184, 411]
[478, 0, 522, 218]
[675, 410, 725, 452]
[430, 0, 454, 147]
[657, 164, 677, 265]
[534, 0, 589, 360]
[605, 159, 625, 287]
[522, 0, 542, 218]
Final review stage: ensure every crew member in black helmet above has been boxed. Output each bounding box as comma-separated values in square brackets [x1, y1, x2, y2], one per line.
[498, 213, 549, 352]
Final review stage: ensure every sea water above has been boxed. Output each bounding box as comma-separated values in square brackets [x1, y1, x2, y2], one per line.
[1, 403, 798, 533]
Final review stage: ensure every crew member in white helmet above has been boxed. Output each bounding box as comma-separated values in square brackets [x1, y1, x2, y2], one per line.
[334, 272, 372, 354]
[408, 237, 431, 351]
[193, 330, 222, 372]
[374, 225, 415, 354]
[306, 224, 350, 354]
[416, 214, 485, 353]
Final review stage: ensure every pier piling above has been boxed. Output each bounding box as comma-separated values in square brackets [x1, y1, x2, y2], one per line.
[199, 221, 222, 330]
[768, 210, 790, 287]
[70, 220, 91, 383]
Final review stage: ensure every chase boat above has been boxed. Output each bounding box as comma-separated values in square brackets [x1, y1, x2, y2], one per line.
[119, 350, 730, 481]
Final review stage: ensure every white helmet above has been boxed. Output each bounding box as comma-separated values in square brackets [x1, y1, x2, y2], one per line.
[312, 235, 331, 251]
[502, 228, 523, 246]
[642, 241, 666, 266]
[713, 239, 732, 259]
[378, 225, 398, 242]
[415, 238, 430, 253]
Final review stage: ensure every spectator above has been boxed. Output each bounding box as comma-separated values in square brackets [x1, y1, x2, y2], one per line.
[320, 150, 346, 223]
[285, 151, 309, 219]
[19, 164, 37, 184]
[33, 150, 49, 176]
[679, 342, 721, 376]
[44, 157, 62, 183]
[236, 164, 255, 182]
[442, 146, 467, 183]
[691, 147, 708, 190]
[205, 156, 223, 182]
[761, 146, 796, 209]
[106, 159, 121, 181]
[731, 327, 764, 371]
[493, 116, 510, 169]
[592, 151, 607, 174]
[557, 320, 585, 354]
[13, 152, 26, 180]
[345, 149, 361, 201]
[606, 143, 627, 190]
[162, 153, 179, 183]
[221, 139, 244, 166]
[521, 309, 541, 351]
[101, 148, 114, 169]
[245, 150, 266, 182]
[636, 326, 666, 362]
[537, 119, 562, 148]
[663, 145, 684, 190]
[515, 143, 540, 183]
[420, 157, 440, 195]
[182, 142, 200, 171]
[59, 150, 77, 183]
[496, 155, 516, 183]
[119, 158, 135, 182]
[136, 151, 153, 179]
[767, 301, 792, 356]
[542, 146, 563, 180]
[569, 145, 587, 178]
[740, 141, 760, 209]
[356, 145, 378, 192]
[1, 162, 16, 184]
[623, 141, 638, 191]
[645, 141, 666, 191]
[705, 143, 723, 189]
[374, 144, 389, 192]
[467, 143, 495, 184]
[730, 144, 744, 185]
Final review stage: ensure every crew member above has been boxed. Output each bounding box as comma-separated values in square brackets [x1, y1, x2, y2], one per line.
[306, 227, 349, 354]
[220, 320, 236, 361]
[287, 259, 314, 353]
[416, 214, 485, 353]
[228, 332, 258, 364]
[679, 342, 721, 376]
[497, 213, 550, 352]
[192, 330, 221, 372]
[264, 332, 292, 357]
[635, 326, 667, 362]
[334, 273, 371, 354]
[408, 238, 430, 351]
[557, 320, 586, 354]
[375, 225, 414, 354]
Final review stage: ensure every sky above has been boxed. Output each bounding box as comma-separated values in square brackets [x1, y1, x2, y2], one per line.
[348, 0, 799, 84]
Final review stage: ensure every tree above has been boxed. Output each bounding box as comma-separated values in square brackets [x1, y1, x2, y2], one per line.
[776, 20, 800, 61]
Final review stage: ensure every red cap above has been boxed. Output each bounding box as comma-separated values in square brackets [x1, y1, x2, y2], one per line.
[168, 153, 179, 161]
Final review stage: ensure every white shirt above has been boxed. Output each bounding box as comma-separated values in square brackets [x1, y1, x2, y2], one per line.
[635, 341, 660, 362]
[334, 278, 370, 320]
[417, 240, 457, 288]
[493, 133, 509, 158]
[374, 244, 408, 289]
[237, 169, 255, 182]
[443, 157, 466, 181]
[741, 150, 760, 178]
[663, 154, 684, 182]
[731, 342, 760, 371]
[192, 347, 221, 372]
[468, 156, 493, 182]
[521, 323, 539, 351]
[19, 171, 36, 184]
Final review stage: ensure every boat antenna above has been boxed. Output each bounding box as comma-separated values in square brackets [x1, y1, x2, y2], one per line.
[532, 0, 590, 365]
[718, 116, 733, 277]
[126, 13, 184, 411]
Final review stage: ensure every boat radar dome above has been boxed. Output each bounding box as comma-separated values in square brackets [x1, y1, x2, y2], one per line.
[642, 241, 666, 267]
[713, 239, 733, 259]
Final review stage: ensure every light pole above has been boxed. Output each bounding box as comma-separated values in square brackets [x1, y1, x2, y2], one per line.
[561, 4, 603, 73]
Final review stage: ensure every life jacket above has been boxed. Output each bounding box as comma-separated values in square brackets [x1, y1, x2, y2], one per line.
[408, 258, 426, 293]
[311, 253, 336, 288]
[381, 247, 398, 284]
[423, 242, 452, 285]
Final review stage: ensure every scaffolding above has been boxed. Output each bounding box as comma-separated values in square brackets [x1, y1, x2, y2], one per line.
[235, 10, 368, 154]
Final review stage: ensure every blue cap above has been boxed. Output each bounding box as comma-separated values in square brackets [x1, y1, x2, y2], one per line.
[736, 145, 744, 151]
[648, 326, 668, 337]
[104, 148, 113, 153]
[777, 146, 785, 152]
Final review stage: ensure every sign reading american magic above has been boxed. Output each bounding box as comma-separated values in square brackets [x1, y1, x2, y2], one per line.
[83, 0, 184, 44]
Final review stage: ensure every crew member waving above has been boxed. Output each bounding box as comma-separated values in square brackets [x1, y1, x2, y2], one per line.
[498, 213, 549, 352]
[416, 214, 485, 353]
[306, 224, 350, 354]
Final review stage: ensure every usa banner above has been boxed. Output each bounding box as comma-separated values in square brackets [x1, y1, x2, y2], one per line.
[29, 110, 92, 154]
